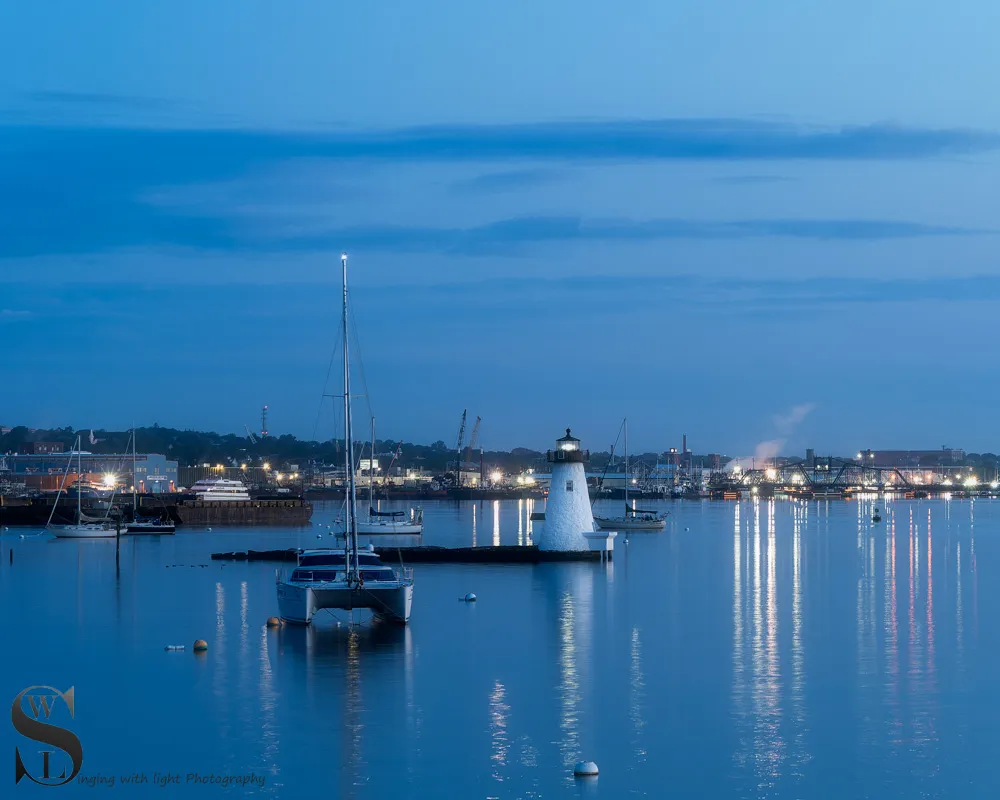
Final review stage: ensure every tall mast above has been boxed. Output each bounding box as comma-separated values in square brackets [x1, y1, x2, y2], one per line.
[342, 253, 360, 580]
[369, 416, 375, 517]
[624, 417, 629, 511]
[132, 423, 137, 519]
[77, 437, 82, 523]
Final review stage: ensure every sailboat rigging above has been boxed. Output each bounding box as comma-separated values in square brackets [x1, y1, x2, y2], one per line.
[47, 435, 119, 538]
[276, 253, 414, 625]
[593, 418, 668, 532]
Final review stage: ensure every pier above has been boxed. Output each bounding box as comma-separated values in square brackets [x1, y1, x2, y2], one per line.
[211, 545, 610, 563]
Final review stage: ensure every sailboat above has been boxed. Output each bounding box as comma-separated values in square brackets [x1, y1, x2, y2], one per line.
[47, 436, 119, 538]
[276, 253, 414, 625]
[593, 418, 668, 532]
[356, 417, 424, 535]
[125, 426, 176, 534]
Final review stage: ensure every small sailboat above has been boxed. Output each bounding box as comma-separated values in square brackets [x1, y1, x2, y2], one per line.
[593, 418, 667, 532]
[356, 417, 424, 535]
[276, 253, 414, 625]
[47, 436, 119, 538]
[125, 426, 176, 534]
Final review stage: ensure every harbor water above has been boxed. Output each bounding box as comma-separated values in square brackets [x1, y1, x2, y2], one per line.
[1, 496, 995, 798]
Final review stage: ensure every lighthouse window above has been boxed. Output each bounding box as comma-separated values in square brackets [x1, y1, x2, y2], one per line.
[566, 480, 574, 492]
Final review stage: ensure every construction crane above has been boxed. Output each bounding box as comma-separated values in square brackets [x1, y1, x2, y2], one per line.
[464, 416, 481, 468]
[244, 425, 258, 445]
[455, 409, 467, 486]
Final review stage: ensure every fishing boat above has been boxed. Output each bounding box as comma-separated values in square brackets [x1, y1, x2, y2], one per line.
[276, 253, 414, 625]
[593, 418, 668, 532]
[126, 426, 176, 534]
[47, 437, 119, 538]
[356, 417, 424, 535]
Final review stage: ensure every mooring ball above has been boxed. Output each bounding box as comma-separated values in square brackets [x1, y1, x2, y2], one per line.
[574, 760, 599, 777]
[266, 617, 280, 628]
[465, 593, 477, 602]
[193, 639, 208, 652]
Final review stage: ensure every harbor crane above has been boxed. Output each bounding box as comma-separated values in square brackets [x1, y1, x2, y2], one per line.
[455, 409, 468, 486]
[464, 416, 481, 468]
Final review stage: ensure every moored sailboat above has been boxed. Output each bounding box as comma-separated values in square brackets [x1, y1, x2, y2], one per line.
[276, 254, 414, 625]
[593, 418, 667, 532]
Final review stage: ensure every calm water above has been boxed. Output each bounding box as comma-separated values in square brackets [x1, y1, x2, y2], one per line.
[0, 496, 995, 798]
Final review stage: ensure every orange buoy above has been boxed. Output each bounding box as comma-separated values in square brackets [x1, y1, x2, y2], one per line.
[266, 617, 280, 627]
[193, 639, 208, 652]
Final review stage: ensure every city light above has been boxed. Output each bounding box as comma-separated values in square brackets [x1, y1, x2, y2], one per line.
[490, 470, 503, 483]
[991, 482, 999, 490]
[965, 476, 978, 488]
[240, 463, 247, 470]
[276, 473, 283, 482]
[765, 468, 777, 480]
[102, 473, 117, 489]
[263, 463, 271, 470]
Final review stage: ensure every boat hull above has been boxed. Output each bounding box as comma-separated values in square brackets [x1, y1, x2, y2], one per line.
[126, 523, 176, 534]
[593, 517, 666, 532]
[356, 522, 423, 535]
[277, 581, 413, 624]
[50, 525, 118, 539]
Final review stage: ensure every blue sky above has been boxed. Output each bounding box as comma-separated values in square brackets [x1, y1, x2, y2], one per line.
[2, 1, 999, 456]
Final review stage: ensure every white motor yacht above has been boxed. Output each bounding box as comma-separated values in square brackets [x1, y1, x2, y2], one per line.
[189, 478, 251, 501]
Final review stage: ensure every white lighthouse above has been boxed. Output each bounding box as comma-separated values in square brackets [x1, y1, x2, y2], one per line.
[538, 428, 596, 551]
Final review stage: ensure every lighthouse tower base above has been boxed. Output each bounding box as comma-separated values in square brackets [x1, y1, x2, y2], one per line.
[538, 461, 594, 552]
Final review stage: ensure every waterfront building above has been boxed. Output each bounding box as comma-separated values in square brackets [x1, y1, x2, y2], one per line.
[2, 451, 178, 493]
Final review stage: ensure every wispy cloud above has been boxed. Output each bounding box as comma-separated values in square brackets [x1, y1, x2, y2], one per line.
[713, 175, 794, 185]
[23, 91, 171, 110]
[451, 168, 563, 194]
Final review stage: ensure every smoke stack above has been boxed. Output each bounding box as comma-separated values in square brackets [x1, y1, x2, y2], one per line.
[682, 434, 687, 453]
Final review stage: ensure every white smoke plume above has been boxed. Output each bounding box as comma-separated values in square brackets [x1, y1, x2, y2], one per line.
[752, 403, 816, 463]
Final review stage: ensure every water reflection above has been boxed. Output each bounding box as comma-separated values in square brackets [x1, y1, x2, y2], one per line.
[629, 627, 647, 766]
[489, 680, 510, 782]
[493, 500, 500, 547]
[557, 591, 580, 769]
[471, 503, 477, 548]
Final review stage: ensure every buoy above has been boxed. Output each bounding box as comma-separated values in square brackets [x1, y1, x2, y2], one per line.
[574, 761, 599, 777]
[164, 645, 185, 651]
[316, 534, 323, 539]
[266, 617, 280, 627]
[19, 534, 25, 540]
[685, 527, 690, 532]
[193, 639, 208, 652]
[464, 593, 477, 602]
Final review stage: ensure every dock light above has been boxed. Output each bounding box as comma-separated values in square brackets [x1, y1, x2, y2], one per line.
[965, 476, 978, 488]
[943, 479, 953, 486]
[765, 468, 777, 480]
[751, 486, 759, 495]
[102, 473, 117, 489]
[240, 463, 247, 470]
[991, 482, 998, 490]
[215, 464, 223, 470]
[262, 462, 270, 470]
[276, 473, 283, 482]
[490, 470, 503, 483]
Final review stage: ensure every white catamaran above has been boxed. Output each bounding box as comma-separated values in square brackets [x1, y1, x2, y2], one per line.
[276, 254, 414, 625]
[593, 418, 668, 532]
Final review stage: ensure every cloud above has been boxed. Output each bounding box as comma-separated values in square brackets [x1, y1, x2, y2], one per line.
[451, 168, 563, 194]
[23, 91, 171, 110]
[713, 175, 793, 185]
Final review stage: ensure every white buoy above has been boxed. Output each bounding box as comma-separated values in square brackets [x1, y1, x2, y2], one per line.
[685, 527, 690, 532]
[574, 761, 599, 777]
[19, 534, 25, 540]
[206, 527, 212, 532]
[316, 534, 323, 539]
[464, 593, 477, 602]
[164, 645, 185, 651]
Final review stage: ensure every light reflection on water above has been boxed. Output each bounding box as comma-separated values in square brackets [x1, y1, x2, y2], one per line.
[0, 497, 997, 798]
